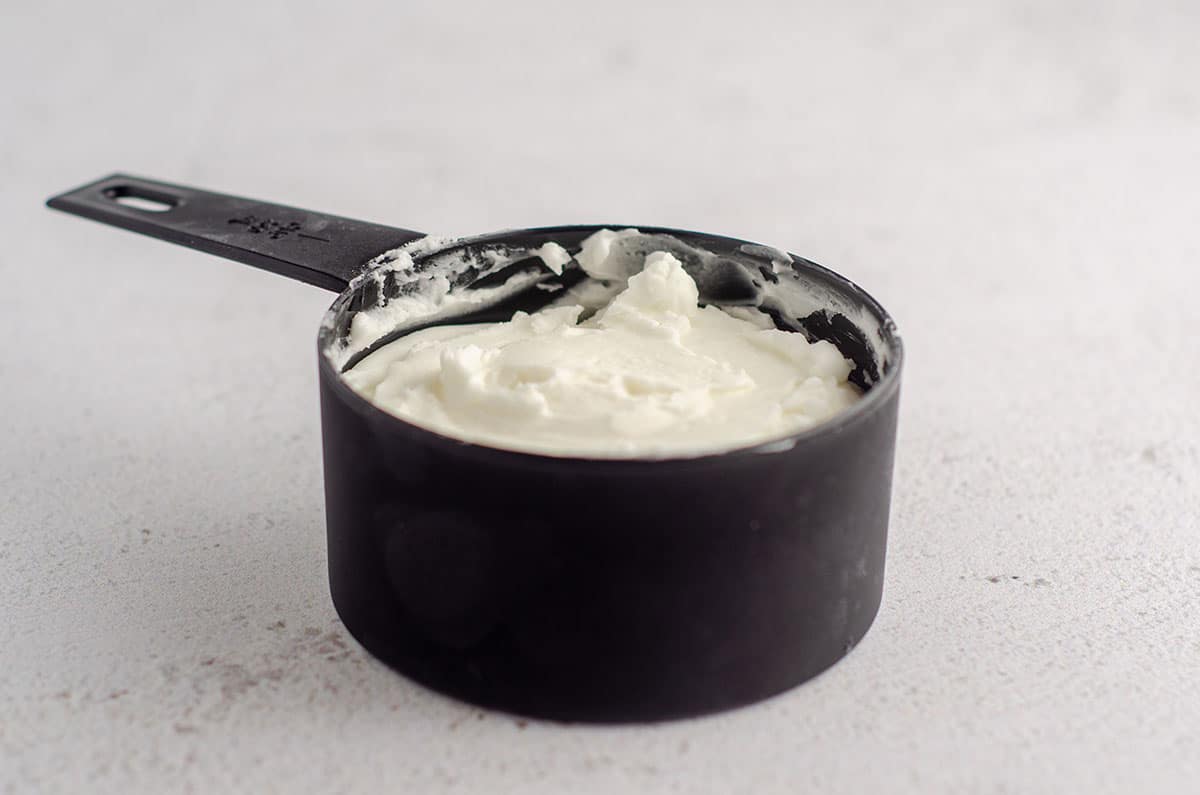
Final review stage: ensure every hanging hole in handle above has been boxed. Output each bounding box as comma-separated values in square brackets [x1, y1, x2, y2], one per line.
[102, 185, 179, 213]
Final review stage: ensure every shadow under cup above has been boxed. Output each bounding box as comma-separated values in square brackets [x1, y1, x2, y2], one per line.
[316, 226, 903, 722]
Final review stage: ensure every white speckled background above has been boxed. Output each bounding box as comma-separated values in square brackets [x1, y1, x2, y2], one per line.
[3, 0, 1198, 792]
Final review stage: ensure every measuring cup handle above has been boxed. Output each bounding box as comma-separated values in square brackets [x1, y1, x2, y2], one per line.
[46, 173, 425, 292]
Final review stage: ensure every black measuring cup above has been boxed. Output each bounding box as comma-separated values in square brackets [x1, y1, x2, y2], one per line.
[47, 174, 903, 722]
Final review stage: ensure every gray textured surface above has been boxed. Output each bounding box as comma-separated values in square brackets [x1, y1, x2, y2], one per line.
[3, 0, 1199, 792]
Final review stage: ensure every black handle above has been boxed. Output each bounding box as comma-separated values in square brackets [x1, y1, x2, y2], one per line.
[46, 174, 426, 292]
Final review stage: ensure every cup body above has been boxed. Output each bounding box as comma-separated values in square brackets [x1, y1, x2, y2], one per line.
[317, 226, 902, 721]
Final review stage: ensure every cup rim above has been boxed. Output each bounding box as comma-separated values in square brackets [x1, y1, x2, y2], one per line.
[315, 224, 904, 467]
